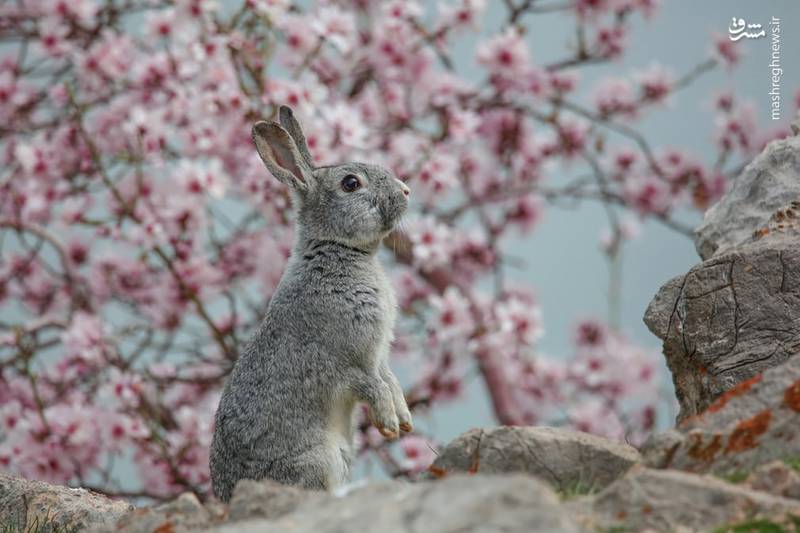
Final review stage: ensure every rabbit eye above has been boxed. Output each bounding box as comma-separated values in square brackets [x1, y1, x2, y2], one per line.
[341, 174, 361, 192]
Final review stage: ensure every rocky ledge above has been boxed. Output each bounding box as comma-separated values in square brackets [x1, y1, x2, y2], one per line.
[5, 407, 800, 532]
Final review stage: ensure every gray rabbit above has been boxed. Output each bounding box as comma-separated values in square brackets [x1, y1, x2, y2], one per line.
[210, 106, 413, 502]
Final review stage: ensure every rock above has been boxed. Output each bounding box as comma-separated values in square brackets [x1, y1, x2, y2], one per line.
[644, 234, 800, 420]
[110, 492, 211, 533]
[228, 478, 320, 521]
[695, 134, 800, 260]
[207, 474, 583, 533]
[747, 460, 800, 500]
[0, 473, 132, 531]
[572, 466, 800, 532]
[642, 354, 800, 476]
[427, 426, 640, 492]
[645, 135, 800, 420]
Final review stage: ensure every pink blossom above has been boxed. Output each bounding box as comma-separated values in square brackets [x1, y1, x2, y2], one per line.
[593, 78, 638, 118]
[407, 216, 454, 271]
[715, 101, 757, 155]
[395, 269, 432, 311]
[416, 353, 465, 403]
[494, 294, 543, 346]
[438, 0, 486, 29]
[0, 401, 27, 433]
[623, 176, 672, 215]
[574, 319, 609, 348]
[553, 119, 589, 159]
[712, 33, 741, 67]
[610, 147, 638, 176]
[447, 108, 481, 143]
[569, 321, 659, 405]
[382, 0, 424, 19]
[575, 0, 613, 19]
[568, 399, 625, 439]
[477, 28, 531, 78]
[37, 17, 70, 57]
[310, 6, 356, 53]
[415, 152, 459, 202]
[61, 312, 108, 367]
[636, 64, 672, 103]
[399, 435, 437, 473]
[593, 25, 626, 59]
[174, 159, 229, 198]
[446, 231, 495, 285]
[249, 0, 290, 19]
[548, 70, 579, 95]
[429, 287, 475, 342]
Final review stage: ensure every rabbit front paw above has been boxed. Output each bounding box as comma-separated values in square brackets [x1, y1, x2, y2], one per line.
[380, 365, 413, 433]
[397, 408, 413, 434]
[350, 368, 401, 439]
[369, 401, 400, 440]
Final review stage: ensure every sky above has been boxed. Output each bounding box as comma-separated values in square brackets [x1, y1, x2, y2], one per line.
[410, 0, 800, 444]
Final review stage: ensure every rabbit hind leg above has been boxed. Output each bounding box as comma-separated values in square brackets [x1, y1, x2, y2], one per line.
[293, 438, 351, 490]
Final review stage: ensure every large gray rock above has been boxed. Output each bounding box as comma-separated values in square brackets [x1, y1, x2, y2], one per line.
[0, 473, 132, 531]
[208, 474, 583, 533]
[571, 466, 800, 532]
[427, 426, 639, 492]
[695, 134, 800, 260]
[642, 354, 800, 477]
[645, 134, 800, 420]
[644, 233, 800, 420]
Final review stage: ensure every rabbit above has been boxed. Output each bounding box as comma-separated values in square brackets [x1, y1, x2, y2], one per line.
[209, 106, 413, 502]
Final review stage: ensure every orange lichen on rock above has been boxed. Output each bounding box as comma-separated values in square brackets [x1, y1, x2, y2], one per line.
[753, 227, 770, 239]
[427, 465, 448, 479]
[687, 434, 723, 463]
[725, 410, 772, 453]
[154, 523, 175, 533]
[468, 453, 480, 474]
[706, 374, 763, 414]
[784, 378, 800, 412]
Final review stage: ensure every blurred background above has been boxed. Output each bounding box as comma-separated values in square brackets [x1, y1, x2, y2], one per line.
[435, 0, 800, 438]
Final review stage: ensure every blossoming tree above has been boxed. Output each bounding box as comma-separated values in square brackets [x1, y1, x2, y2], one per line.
[0, 0, 794, 500]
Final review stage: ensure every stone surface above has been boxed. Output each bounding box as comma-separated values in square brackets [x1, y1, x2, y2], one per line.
[695, 134, 800, 260]
[747, 460, 800, 500]
[644, 234, 800, 420]
[109, 492, 213, 533]
[426, 426, 640, 491]
[0, 473, 132, 531]
[228, 478, 320, 521]
[642, 354, 800, 476]
[207, 474, 583, 533]
[572, 465, 800, 532]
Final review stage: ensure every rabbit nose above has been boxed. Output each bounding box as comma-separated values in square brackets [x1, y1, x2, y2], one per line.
[397, 180, 410, 197]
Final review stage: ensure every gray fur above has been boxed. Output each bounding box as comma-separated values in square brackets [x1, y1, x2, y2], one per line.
[210, 106, 412, 502]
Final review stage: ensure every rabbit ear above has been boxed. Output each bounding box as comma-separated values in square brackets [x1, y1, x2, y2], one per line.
[278, 106, 315, 169]
[252, 121, 314, 191]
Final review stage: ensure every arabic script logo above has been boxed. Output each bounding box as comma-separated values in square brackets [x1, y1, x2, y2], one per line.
[729, 17, 766, 41]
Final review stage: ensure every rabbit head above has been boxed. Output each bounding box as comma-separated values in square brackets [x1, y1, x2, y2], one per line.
[253, 106, 410, 250]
